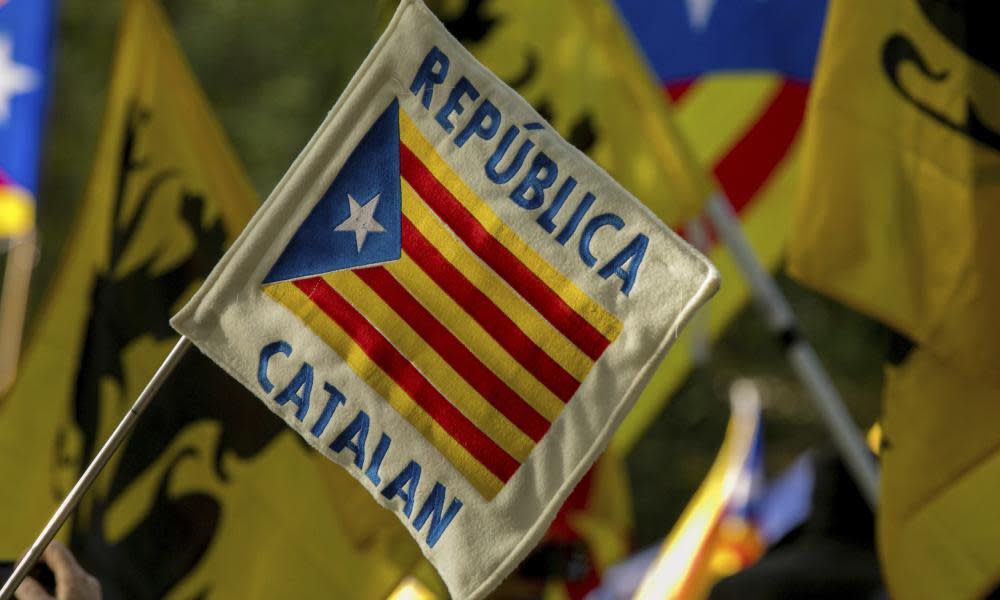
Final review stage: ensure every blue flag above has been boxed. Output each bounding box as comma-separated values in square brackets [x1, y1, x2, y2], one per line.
[0, 0, 55, 237]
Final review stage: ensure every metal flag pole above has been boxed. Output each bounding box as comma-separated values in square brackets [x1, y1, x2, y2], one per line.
[0, 336, 192, 600]
[704, 194, 880, 508]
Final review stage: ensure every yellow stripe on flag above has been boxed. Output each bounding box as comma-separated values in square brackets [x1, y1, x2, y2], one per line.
[401, 182, 594, 383]
[398, 111, 623, 343]
[675, 76, 782, 167]
[0, 186, 35, 238]
[386, 250, 564, 425]
[319, 268, 538, 462]
[265, 281, 505, 499]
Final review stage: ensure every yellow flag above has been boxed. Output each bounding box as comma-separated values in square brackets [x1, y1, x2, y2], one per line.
[0, 0, 417, 597]
[788, 0, 1000, 386]
[881, 346, 1000, 600]
[789, 2, 1000, 598]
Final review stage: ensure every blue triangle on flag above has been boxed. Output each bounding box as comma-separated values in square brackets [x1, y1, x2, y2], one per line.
[263, 99, 402, 284]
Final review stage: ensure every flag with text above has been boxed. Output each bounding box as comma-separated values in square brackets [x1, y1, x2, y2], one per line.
[172, 1, 718, 597]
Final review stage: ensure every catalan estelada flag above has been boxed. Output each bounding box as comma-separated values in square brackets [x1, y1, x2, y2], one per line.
[262, 101, 623, 499]
[634, 390, 765, 600]
[0, 168, 33, 235]
[609, 0, 828, 453]
[0, 0, 55, 237]
[172, 1, 718, 597]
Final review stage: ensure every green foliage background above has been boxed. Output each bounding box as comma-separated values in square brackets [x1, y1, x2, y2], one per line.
[26, 0, 884, 556]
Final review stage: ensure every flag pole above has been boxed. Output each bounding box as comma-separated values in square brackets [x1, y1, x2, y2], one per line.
[0, 230, 37, 396]
[0, 336, 192, 600]
[704, 194, 880, 508]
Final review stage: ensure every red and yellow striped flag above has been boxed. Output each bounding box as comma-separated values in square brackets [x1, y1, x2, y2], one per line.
[265, 108, 623, 499]
[172, 1, 718, 597]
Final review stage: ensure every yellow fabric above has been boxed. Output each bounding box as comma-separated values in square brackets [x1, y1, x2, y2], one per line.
[881, 346, 1000, 600]
[790, 2, 1000, 598]
[386, 576, 440, 600]
[0, 184, 35, 237]
[429, 0, 709, 230]
[0, 0, 416, 597]
[788, 0, 1000, 386]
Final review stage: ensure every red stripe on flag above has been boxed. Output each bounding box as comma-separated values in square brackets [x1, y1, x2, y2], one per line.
[664, 78, 698, 104]
[402, 217, 582, 403]
[294, 276, 520, 482]
[354, 266, 551, 442]
[712, 79, 808, 213]
[399, 142, 611, 361]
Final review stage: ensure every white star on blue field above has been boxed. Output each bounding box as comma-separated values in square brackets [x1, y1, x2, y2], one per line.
[334, 192, 386, 253]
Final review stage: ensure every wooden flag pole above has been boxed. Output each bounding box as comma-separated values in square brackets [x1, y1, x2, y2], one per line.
[0, 336, 192, 600]
[0, 230, 37, 396]
[704, 194, 880, 508]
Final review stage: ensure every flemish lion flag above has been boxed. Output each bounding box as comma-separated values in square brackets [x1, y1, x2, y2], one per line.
[788, 0, 1000, 386]
[788, 1, 1000, 598]
[0, 0, 419, 597]
[171, 1, 718, 597]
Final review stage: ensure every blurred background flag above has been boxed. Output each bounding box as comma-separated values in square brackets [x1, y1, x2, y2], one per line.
[609, 0, 828, 453]
[0, 0, 417, 597]
[879, 346, 1000, 600]
[788, 1, 1000, 598]
[588, 428, 817, 600]
[0, 0, 54, 237]
[789, 0, 1000, 383]
[632, 380, 766, 600]
[0, 0, 55, 396]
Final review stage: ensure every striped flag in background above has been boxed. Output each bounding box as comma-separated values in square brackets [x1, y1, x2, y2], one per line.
[0, 0, 55, 237]
[263, 101, 622, 500]
[610, 0, 828, 453]
[613, 0, 827, 257]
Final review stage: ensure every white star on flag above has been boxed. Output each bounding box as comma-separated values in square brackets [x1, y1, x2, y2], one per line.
[684, 0, 719, 31]
[0, 35, 40, 124]
[334, 192, 385, 253]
